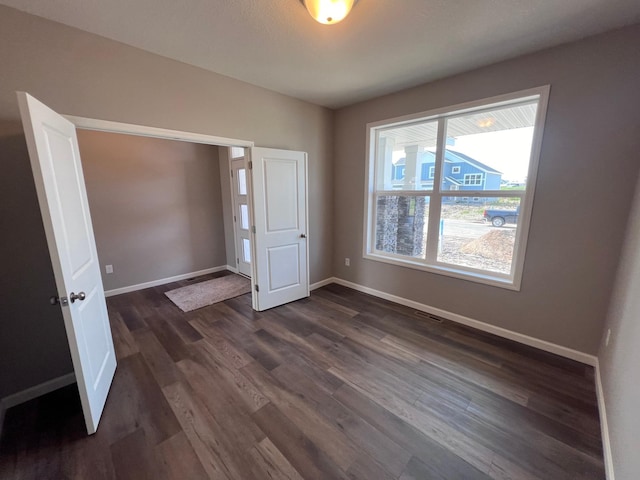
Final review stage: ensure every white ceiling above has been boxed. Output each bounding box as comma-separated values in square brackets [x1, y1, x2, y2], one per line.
[2, 0, 639, 108]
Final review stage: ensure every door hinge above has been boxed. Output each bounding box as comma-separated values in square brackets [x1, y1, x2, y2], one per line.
[248, 161, 253, 170]
[236, 258, 239, 264]
[230, 170, 234, 178]
[252, 225, 256, 234]
[255, 284, 259, 292]
[233, 215, 236, 222]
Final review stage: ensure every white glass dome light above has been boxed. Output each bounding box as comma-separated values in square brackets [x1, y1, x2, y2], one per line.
[301, 0, 359, 25]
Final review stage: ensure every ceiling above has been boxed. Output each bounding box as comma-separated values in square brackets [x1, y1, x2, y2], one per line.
[2, 0, 639, 108]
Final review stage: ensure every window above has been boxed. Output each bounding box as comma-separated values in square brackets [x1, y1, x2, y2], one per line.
[392, 164, 405, 181]
[230, 146, 245, 158]
[365, 87, 549, 289]
[464, 173, 483, 186]
[419, 164, 436, 181]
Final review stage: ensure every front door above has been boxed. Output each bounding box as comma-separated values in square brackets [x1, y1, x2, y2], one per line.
[250, 147, 309, 311]
[231, 156, 252, 277]
[17, 92, 116, 435]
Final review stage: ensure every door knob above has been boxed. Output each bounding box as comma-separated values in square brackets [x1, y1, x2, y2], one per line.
[69, 291, 86, 303]
[300, 233, 307, 238]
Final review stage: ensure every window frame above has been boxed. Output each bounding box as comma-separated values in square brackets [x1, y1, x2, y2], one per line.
[452, 166, 461, 174]
[363, 86, 550, 290]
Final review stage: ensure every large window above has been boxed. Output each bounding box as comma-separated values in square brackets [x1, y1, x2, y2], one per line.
[365, 87, 549, 289]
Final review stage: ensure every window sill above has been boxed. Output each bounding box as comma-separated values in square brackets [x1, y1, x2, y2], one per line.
[363, 252, 522, 291]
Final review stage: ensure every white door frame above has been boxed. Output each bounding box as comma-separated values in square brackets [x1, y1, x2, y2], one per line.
[65, 116, 254, 149]
[65, 115, 259, 299]
[230, 153, 252, 278]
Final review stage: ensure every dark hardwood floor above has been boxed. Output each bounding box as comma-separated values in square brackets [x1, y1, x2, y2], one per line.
[0, 273, 605, 479]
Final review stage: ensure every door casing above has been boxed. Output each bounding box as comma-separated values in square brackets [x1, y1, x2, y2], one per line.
[230, 155, 252, 278]
[64, 115, 310, 312]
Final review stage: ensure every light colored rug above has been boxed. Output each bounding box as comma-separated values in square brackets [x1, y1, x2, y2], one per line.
[165, 274, 251, 312]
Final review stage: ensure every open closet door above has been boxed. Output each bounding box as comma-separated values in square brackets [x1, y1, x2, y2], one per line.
[17, 92, 116, 434]
[250, 147, 309, 311]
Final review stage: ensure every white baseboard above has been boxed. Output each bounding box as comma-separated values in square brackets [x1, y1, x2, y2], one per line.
[104, 265, 229, 297]
[322, 277, 597, 366]
[226, 265, 239, 274]
[595, 360, 615, 479]
[310, 277, 335, 291]
[0, 372, 76, 434]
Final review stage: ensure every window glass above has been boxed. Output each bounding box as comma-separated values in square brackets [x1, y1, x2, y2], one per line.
[442, 102, 537, 192]
[240, 204, 249, 230]
[367, 89, 546, 287]
[237, 168, 247, 195]
[230, 147, 245, 158]
[242, 238, 251, 263]
[374, 195, 429, 259]
[437, 197, 521, 275]
[376, 121, 438, 191]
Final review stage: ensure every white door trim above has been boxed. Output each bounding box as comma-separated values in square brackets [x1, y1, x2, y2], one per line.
[230, 155, 252, 277]
[64, 115, 261, 302]
[65, 115, 254, 148]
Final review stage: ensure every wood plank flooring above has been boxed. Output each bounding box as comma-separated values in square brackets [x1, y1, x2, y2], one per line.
[0, 273, 605, 479]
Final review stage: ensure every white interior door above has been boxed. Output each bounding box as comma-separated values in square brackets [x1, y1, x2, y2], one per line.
[250, 147, 309, 311]
[17, 92, 116, 435]
[231, 157, 252, 277]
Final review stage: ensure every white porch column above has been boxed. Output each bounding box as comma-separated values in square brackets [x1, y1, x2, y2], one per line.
[377, 136, 395, 190]
[404, 144, 420, 188]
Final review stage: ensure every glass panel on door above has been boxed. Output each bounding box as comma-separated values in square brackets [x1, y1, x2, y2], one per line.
[240, 204, 249, 230]
[242, 238, 251, 263]
[238, 168, 247, 195]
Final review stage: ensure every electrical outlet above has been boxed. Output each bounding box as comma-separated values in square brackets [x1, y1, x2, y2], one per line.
[605, 328, 612, 347]
[105, 264, 114, 274]
[345, 257, 350, 267]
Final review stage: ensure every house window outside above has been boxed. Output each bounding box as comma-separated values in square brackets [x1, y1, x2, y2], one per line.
[392, 164, 405, 181]
[365, 87, 549, 289]
[464, 173, 483, 186]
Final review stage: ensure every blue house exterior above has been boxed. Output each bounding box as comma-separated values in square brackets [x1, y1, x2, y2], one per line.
[391, 149, 502, 201]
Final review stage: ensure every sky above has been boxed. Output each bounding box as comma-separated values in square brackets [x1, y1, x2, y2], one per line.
[450, 127, 534, 182]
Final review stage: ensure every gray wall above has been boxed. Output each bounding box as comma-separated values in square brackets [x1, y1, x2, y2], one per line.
[0, 134, 74, 400]
[598, 170, 640, 480]
[77, 130, 226, 292]
[0, 5, 333, 400]
[332, 24, 640, 355]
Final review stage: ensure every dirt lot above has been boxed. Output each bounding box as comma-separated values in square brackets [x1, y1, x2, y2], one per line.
[439, 229, 516, 274]
[434, 202, 519, 274]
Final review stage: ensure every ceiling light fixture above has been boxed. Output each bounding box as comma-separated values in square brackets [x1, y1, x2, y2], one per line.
[300, 0, 359, 25]
[477, 118, 496, 128]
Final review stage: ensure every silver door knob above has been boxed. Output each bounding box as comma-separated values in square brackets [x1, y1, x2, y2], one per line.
[69, 292, 86, 303]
